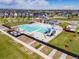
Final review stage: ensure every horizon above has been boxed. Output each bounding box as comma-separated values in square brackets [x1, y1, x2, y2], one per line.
[0, 0, 79, 10]
[0, 8, 79, 10]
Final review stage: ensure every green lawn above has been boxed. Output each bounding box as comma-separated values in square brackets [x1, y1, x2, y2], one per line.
[0, 17, 33, 27]
[53, 18, 79, 21]
[0, 32, 31, 59]
[0, 32, 43, 59]
[49, 31, 79, 55]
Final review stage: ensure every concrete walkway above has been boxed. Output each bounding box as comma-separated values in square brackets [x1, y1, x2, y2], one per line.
[59, 53, 67, 59]
[28, 41, 36, 45]
[38, 45, 45, 50]
[0, 25, 9, 30]
[0, 29, 52, 59]
[48, 49, 57, 57]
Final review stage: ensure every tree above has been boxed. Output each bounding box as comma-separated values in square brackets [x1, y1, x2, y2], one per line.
[17, 17, 21, 25]
[3, 18, 8, 24]
[75, 26, 79, 36]
[22, 17, 25, 22]
[0, 18, 4, 24]
[62, 21, 67, 30]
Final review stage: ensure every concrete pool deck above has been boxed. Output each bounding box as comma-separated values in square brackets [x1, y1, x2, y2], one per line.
[31, 25, 63, 43]
[43, 25, 63, 42]
[18, 24, 63, 43]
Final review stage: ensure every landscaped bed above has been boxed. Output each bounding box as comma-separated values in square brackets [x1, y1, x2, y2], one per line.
[49, 31, 79, 56]
[17, 35, 34, 44]
[52, 51, 63, 59]
[66, 55, 75, 59]
[40, 46, 53, 55]
[31, 42, 42, 49]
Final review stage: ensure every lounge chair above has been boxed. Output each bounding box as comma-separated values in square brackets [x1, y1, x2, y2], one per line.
[9, 31, 22, 37]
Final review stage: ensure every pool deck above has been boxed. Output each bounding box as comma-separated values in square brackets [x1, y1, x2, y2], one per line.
[18, 24, 63, 43]
[43, 25, 63, 42]
[33, 25, 63, 43]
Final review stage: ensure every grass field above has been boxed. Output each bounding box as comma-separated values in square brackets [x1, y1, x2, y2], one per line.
[0, 32, 31, 59]
[0, 17, 33, 27]
[49, 31, 79, 55]
[0, 31, 44, 59]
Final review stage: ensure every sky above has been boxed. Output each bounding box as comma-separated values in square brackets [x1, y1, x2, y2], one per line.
[0, 0, 79, 9]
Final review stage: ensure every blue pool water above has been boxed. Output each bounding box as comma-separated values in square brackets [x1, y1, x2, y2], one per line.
[18, 24, 49, 33]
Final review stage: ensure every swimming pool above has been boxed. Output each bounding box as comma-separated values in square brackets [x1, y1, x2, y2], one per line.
[18, 23, 51, 33]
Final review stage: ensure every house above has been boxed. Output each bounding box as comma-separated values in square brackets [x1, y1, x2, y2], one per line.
[66, 23, 79, 32]
[48, 20, 60, 25]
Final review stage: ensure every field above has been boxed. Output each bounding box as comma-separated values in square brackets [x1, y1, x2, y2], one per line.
[0, 17, 33, 27]
[0, 32, 43, 59]
[49, 31, 79, 55]
[0, 32, 31, 59]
